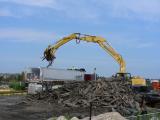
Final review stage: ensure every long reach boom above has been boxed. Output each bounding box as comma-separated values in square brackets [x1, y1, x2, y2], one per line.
[43, 33, 126, 73]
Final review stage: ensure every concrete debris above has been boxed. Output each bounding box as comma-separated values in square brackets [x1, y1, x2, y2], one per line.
[47, 112, 126, 120]
[71, 117, 80, 120]
[57, 116, 67, 120]
[81, 112, 127, 120]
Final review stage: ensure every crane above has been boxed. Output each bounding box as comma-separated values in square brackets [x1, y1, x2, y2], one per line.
[43, 33, 131, 78]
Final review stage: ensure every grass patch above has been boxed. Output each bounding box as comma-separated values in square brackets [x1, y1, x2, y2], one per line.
[9, 81, 25, 90]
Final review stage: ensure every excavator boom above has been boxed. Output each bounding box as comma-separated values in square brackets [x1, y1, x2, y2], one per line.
[43, 33, 126, 73]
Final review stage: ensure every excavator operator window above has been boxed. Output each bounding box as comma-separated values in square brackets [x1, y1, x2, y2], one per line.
[115, 73, 131, 80]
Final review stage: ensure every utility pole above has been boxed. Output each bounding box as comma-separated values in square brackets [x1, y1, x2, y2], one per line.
[94, 68, 96, 80]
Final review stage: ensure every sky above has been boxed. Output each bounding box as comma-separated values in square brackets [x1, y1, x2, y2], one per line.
[0, 0, 160, 78]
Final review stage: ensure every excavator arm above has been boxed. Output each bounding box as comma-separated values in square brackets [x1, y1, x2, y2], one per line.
[43, 33, 126, 73]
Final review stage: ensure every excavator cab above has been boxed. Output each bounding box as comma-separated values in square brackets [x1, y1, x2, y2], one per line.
[115, 73, 131, 80]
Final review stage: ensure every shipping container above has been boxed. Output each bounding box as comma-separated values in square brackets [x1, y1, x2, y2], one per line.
[24, 67, 85, 83]
[151, 80, 160, 91]
[84, 74, 95, 81]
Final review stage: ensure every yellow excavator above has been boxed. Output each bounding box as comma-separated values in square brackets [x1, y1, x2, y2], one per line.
[43, 33, 132, 79]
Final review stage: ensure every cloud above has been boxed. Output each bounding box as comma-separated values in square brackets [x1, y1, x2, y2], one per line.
[137, 42, 154, 48]
[0, 8, 14, 17]
[0, 0, 98, 20]
[0, 28, 154, 49]
[105, 32, 156, 49]
[0, 28, 55, 42]
[0, 0, 58, 8]
[1, 0, 160, 21]
[99, 0, 160, 21]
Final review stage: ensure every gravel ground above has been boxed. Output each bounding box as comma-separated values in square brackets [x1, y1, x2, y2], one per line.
[0, 95, 97, 120]
[0, 95, 54, 120]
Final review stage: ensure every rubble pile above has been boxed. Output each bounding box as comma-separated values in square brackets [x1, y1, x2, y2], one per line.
[27, 79, 141, 116]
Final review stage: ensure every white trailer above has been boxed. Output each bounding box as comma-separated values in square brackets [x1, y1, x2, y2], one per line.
[25, 67, 86, 94]
[25, 67, 85, 83]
